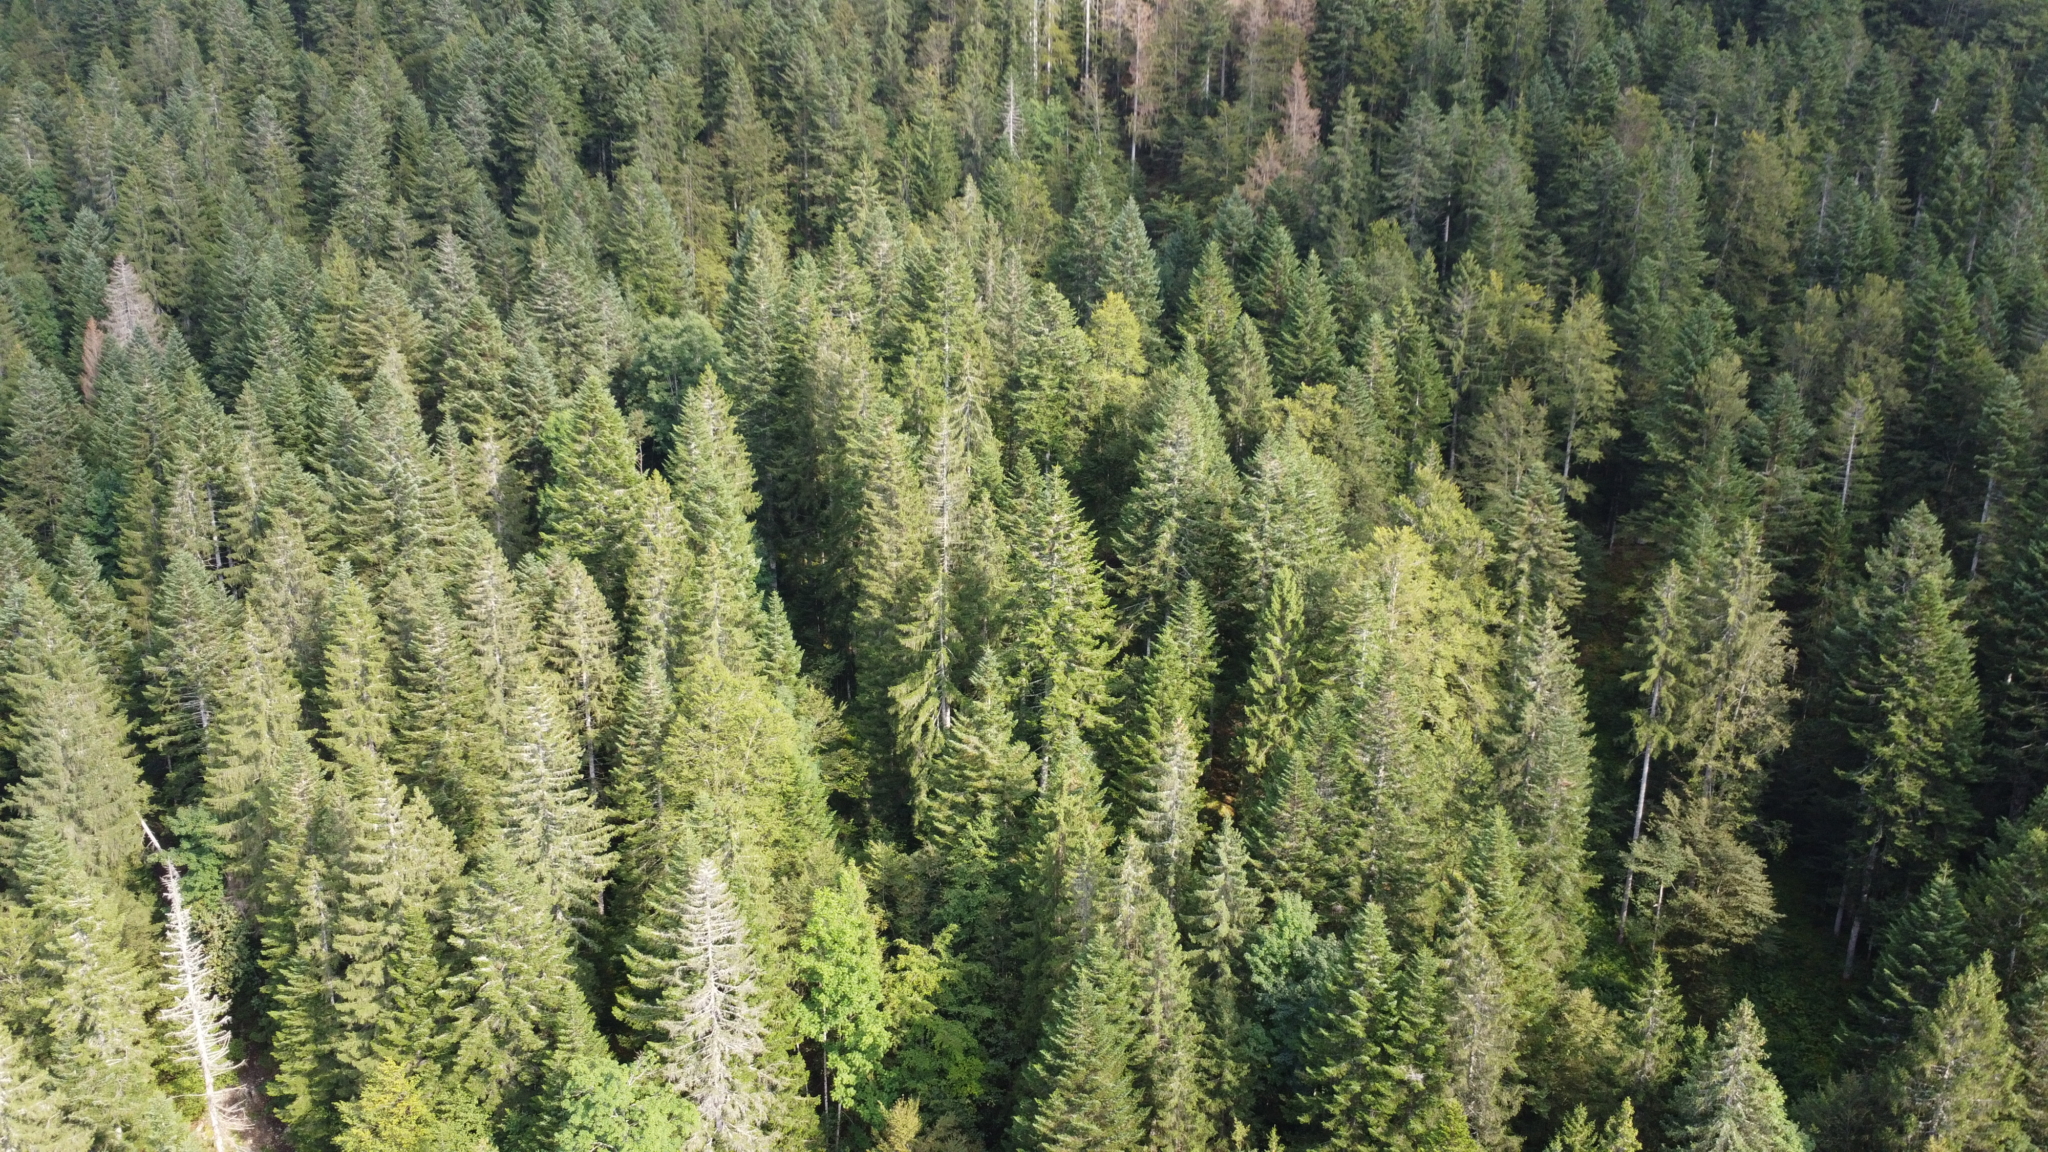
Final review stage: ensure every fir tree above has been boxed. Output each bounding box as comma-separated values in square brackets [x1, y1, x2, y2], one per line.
[623, 858, 779, 1152]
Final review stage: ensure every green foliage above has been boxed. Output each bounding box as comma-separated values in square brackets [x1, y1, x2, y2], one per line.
[7, 4, 2048, 1149]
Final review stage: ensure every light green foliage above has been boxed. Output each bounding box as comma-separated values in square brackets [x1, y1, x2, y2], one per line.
[797, 865, 893, 1126]
[1669, 1002, 1806, 1152]
[549, 1054, 698, 1152]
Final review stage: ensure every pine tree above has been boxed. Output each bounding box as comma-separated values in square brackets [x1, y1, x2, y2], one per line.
[623, 858, 779, 1152]
[1888, 955, 2028, 1152]
[1668, 1001, 1804, 1152]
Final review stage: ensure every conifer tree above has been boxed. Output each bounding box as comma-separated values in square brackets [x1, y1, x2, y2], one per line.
[1466, 380, 1580, 629]
[0, 1021, 90, 1152]
[1852, 866, 1971, 1053]
[1444, 886, 1523, 1151]
[623, 858, 779, 1152]
[672, 372, 764, 672]
[1, 586, 150, 887]
[205, 613, 322, 890]
[1835, 504, 1982, 911]
[1301, 901, 1407, 1150]
[1098, 198, 1163, 353]
[1498, 600, 1595, 923]
[1111, 360, 1237, 629]
[500, 675, 613, 929]
[1888, 955, 2028, 1152]
[1541, 291, 1621, 487]
[522, 548, 622, 783]
[14, 820, 193, 1150]
[1004, 467, 1118, 740]
[1668, 1002, 1804, 1152]
[330, 760, 463, 1082]
[1273, 251, 1344, 394]
[328, 352, 456, 580]
[1, 362, 88, 553]
[444, 844, 602, 1115]
[1013, 933, 1147, 1152]
[1238, 565, 1307, 781]
[142, 548, 243, 796]
[542, 373, 647, 599]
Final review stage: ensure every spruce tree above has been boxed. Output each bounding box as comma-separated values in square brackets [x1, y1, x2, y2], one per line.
[1887, 955, 2028, 1152]
[1, 586, 150, 887]
[1444, 886, 1523, 1151]
[1003, 467, 1118, 740]
[522, 548, 622, 783]
[1835, 504, 1982, 882]
[1668, 1002, 1804, 1152]
[1237, 565, 1307, 781]
[622, 858, 779, 1152]
[671, 372, 764, 673]
[541, 373, 647, 600]
[1110, 360, 1237, 629]
[0, 1020, 91, 1152]
[1498, 601, 1595, 925]
[1852, 866, 1972, 1054]
[1013, 933, 1147, 1152]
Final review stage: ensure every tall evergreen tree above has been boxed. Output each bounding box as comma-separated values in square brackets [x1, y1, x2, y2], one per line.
[1667, 1002, 1804, 1152]
[622, 858, 780, 1152]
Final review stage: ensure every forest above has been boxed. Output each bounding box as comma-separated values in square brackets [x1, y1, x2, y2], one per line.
[0, 0, 2045, 1142]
